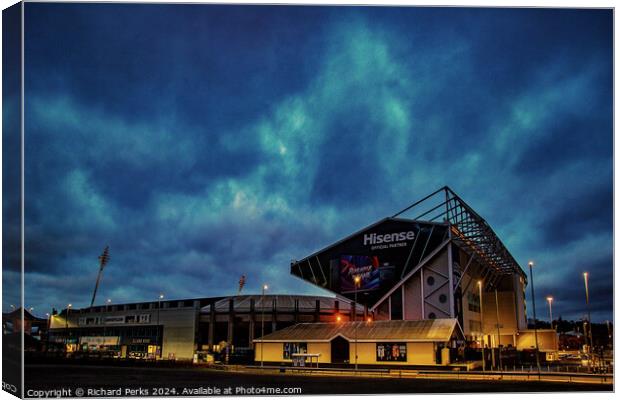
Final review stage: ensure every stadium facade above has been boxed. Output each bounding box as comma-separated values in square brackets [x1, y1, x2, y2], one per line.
[48, 295, 363, 361]
[47, 187, 557, 367]
[257, 187, 557, 366]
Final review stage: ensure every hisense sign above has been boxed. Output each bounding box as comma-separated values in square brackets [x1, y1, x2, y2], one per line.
[363, 231, 415, 250]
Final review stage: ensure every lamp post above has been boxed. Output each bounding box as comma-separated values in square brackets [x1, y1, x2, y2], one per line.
[103, 299, 111, 349]
[546, 297, 554, 330]
[157, 294, 164, 360]
[583, 272, 593, 360]
[65, 304, 72, 349]
[45, 313, 50, 352]
[528, 261, 541, 376]
[494, 287, 503, 375]
[606, 320, 611, 348]
[261, 284, 268, 368]
[478, 280, 485, 372]
[353, 275, 361, 371]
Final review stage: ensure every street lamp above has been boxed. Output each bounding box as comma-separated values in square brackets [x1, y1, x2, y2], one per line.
[494, 286, 503, 374]
[66, 304, 72, 349]
[528, 261, 541, 376]
[478, 280, 485, 372]
[583, 272, 593, 358]
[261, 284, 268, 368]
[45, 312, 51, 352]
[103, 299, 112, 347]
[353, 275, 361, 371]
[546, 296, 554, 330]
[157, 294, 164, 360]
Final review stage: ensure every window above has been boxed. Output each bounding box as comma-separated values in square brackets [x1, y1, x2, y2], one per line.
[426, 276, 435, 286]
[126, 315, 136, 323]
[469, 320, 481, 332]
[467, 292, 481, 313]
[138, 314, 151, 324]
[376, 343, 407, 362]
[390, 289, 403, 320]
[283, 343, 307, 359]
[428, 312, 436, 319]
[439, 294, 447, 304]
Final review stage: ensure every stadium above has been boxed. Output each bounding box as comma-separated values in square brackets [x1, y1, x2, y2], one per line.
[45, 187, 557, 368]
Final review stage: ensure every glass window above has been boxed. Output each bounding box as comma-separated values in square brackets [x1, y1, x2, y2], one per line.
[467, 292, 481, 313]
[283, 343, 307, 359]
[469, 320, 481, 332]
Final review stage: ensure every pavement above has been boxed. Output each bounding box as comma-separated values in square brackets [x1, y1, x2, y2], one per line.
[23, 364, 613, 396]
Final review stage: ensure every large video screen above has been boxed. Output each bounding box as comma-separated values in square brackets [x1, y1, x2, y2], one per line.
[339, 255, 381, 293]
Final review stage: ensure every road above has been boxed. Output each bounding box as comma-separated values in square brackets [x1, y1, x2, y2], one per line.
[24, 364, 612, 396]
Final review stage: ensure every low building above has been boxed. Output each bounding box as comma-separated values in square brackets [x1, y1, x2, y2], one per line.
[253, 319, 464, 366]
[47, 294, 362, 361]
[48, 298, 212, 360]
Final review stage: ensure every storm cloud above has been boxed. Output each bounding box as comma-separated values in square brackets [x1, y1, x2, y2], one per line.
[8, 5, 612, 322]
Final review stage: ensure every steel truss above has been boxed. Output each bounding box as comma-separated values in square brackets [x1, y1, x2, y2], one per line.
[393, 186, 526, 290]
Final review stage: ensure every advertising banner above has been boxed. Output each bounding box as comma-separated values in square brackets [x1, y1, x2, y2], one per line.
[376, 343, 407, 362]
[339, 255, 381, 293]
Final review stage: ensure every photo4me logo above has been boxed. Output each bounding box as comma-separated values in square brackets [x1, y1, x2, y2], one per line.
[363, 231, 415, 250]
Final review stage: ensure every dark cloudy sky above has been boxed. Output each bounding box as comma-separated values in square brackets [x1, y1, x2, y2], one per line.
[6, 4, 613, 322]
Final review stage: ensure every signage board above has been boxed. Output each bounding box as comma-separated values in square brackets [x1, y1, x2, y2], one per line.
[79, 336, 119, 346]
[376, 343, 407, 362]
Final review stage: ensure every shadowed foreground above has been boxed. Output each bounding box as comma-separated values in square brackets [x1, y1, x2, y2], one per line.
[24, 364, 612, 396]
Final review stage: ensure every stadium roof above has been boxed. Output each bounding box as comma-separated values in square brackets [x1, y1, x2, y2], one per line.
[391, 186, 526, 283]
[254, 319, 462, 343]
[201, 294, 363, 314]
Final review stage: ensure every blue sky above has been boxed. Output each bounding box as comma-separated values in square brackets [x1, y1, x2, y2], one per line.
[5, 4, 613, 322]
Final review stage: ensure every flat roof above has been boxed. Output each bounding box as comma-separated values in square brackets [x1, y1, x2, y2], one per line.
[254, 319, 461, 343]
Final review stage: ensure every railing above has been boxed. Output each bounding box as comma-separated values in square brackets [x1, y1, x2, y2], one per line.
[243, 365, 612, 384]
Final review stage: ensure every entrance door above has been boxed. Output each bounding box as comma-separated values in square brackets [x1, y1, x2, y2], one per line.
[331, 336, 350, 364]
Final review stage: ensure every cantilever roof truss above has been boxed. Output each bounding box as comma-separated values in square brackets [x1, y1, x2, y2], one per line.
[393, 186, 526, 282]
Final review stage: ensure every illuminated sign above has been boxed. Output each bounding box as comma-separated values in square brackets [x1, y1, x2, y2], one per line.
[340, 255, 381, 293]
[363, 231, 415, 246]
[363, 231, 415, 250]
[79, 336, 119, 346]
